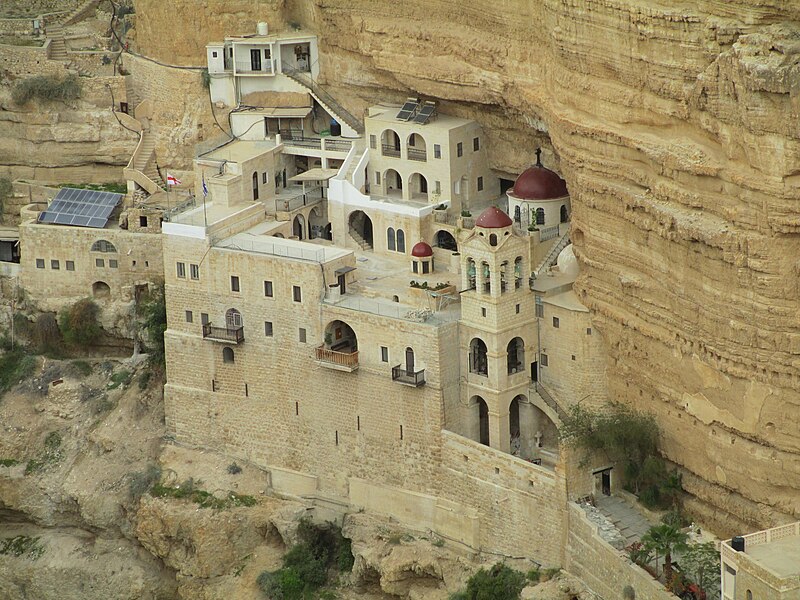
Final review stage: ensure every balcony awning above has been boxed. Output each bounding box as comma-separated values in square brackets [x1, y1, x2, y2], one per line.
[261, 107, 312, 118]
[289, 168, 339, 182]
[335, 266, 356, 275]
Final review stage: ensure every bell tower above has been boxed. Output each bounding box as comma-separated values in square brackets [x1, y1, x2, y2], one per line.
[458, 207, 538, 453]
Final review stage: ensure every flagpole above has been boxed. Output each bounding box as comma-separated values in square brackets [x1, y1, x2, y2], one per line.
[202, 172, 208, 228]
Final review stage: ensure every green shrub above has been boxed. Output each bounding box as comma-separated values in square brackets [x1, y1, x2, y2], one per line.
[0, 535, 44, 559]
[108, 369, 132, 389]
[451, 563, 526, 600]
[150, 480, 256, 510]
[128, 464, 161, 501]
[59, 298, 101, 347]
[140, 286, 167, 369]
[24, 430, 64, 475]
[0, 459, 19, 467]
[70, 360, 93, 377]
[0, 349, 36, 393]
[12, 74, 82, 105]
[461, 209, 472, 217]
[200, 68, 210, 89]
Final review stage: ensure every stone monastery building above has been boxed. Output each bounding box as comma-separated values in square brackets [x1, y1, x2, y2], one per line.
[157, 24, 612, 565]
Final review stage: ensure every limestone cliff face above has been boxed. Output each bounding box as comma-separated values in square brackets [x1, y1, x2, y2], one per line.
[133, 0, 800, 532]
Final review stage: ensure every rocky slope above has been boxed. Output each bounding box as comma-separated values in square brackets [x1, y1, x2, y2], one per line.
[131, 0, 800, 533]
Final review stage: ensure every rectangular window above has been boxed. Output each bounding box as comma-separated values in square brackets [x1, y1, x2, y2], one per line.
[473, 136, 480, 151]
[298, 327, 306, 343]
[477, 176, 484, 191]
[262, 172, 268, 184]
[293, 285, 302, 302]
[231, 276, 240, 292]
[540, 353, 548, 367]
[264, 280, 273, 297]
[369, 134, 376, 149]
[66, 260, 75, 271]
[535, 296, 544, 318]
[51, 260, 59, 270]
[375, 171, 381, 185]
[36, 258, 45, 269]
[109, 259, 118, 268]
[516, 304, 520, 314]
[435, 180, 441, 194]
[434, 144, 441, 159]
[380, 346, 389, 362]
[481, 307, 487, 317]
[185, 310, 193, 323]
[139, 216, 148, 227]
[212, 51, 218, 58]
[176, 262, 186, 278]
[265, 321, 273, 336]
[201, 313, 209, 325]
[190, 264, 199, 280]
[457, 142, 463, 157]
[587, 328, 592, 335]
[96, 258, 105, 268]
[553, 316, 560, 328]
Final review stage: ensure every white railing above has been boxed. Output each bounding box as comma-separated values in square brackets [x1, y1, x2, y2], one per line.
[234, 58, 274, 74]
[216, 238, 326, 262]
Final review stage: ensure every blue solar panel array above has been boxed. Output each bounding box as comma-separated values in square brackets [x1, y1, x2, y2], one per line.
[38, 187, 123, 228]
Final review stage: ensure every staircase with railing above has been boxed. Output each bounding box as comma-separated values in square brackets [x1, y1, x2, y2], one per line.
[282, 67, 364, 135]
[61, 0, 101, 26]
[533, 229, 570, 276]
[123, 116, 166, 196]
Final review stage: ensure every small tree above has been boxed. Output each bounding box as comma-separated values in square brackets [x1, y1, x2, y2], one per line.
[451, 563, 526, 600]
[139, 286, 167, 369]
[59, 299, 101, 347]
[642, 523, 688, 583]
[681, 541, 720, 596]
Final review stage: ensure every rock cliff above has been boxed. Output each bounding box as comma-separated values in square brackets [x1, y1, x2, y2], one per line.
[132, 0, 800, 533]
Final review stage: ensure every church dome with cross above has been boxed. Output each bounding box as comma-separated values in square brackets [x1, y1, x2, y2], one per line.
[507, 149, 571, 230]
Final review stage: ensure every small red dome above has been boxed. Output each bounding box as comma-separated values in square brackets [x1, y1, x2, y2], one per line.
[475, 206, 513, 228]
[411, 241, 433, 257]
[508, 165, 568, 200]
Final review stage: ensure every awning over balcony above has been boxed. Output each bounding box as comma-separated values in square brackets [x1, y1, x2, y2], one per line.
[288, 168, 339, 182]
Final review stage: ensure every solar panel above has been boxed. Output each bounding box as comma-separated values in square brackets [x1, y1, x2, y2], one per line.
[413, 101, 437, 124]
[38, 187, 123, 229]
[396, 98, 419, 121]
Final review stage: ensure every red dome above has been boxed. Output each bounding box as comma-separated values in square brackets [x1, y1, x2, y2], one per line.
[475, 206, 513, 228]
[508, 165, 568, 200]
[411, 241, 433, 257]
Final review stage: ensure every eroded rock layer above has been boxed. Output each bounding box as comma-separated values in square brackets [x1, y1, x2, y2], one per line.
[132, 0, 800, 531]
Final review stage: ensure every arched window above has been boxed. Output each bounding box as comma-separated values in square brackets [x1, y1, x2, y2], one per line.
[536, 207, 545, 225]
[91, 240, 117, 253]
[507, 337, 525, 374]
[396, 229, 405, 253]
[482, 262, 491, 293]
[225, 308, 242, 328]
[466, 258, 476, 289]
[469, 338, 488, 376]
[514, 205, 521, 222]
[222, 347, 235, 363]
[387, 227, 396, 251]
[514, 256, 523, 289]
[252, 171, 259, 200]
[489, 233, 497, 247]
[560, 204, 569, 223]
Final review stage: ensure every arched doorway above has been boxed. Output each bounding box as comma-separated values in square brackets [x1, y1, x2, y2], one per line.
[474, 396, 490, 446]
[92, 281, 110, 299]
[308, 206, 326, 239]
[252, 171, 259, 200]
[317, 319, 359, 371]
[293, 214, 305, 239]
[409, 173, 428, 201]
[348, 210, 373, 249]
[225, 308, 242, 329]
[560, 204, 569, 223]
[507, 337, 524, 374]
[469, 337, 488, 376]
[381, 129, 401, 157]
[509, 397, 521, 455]
[384, 169, 402, 197]
[435, 230, 457, 251]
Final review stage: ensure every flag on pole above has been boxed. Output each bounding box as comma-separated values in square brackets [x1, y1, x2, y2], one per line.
[202, 174, 208, 198]
[167, 174, 182, 187]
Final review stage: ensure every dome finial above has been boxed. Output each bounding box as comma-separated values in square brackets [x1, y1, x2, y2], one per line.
[535, 147, 543, 167]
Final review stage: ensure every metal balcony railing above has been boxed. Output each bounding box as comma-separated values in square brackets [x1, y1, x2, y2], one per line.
[202, 323, 245, 344]
[391, 365, 426, 387]
[407, 148, 427, 162]
[382, 144, 401, 158]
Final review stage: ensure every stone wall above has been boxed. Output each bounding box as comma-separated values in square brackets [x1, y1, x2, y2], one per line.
[18, 219, 164, 312]
[565, 503, 674, 600]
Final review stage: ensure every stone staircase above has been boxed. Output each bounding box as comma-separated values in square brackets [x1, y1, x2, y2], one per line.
[348, 211, 372, 250]
[125, 130, 165, 195]
[61, 0, 101, 26]
[47, 24, 68, 61]
[534, 229, 570, 275]
[283, 68, 364, 135]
